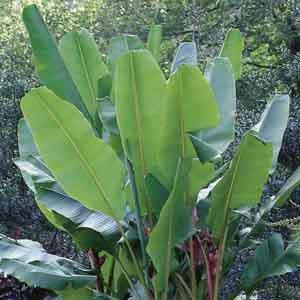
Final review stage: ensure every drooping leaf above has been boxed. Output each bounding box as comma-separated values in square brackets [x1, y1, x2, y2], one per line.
[170, 42, 197, 73]
[252, 94, 290, 172]
[147, 159, 193, 291]
[0, 234, 95, 291]
[241, 232, 300, 292]
[192, 57, 236, 162]
[108, 35, 144, 71]
[59, 29, 108, 121]
[37, 184, 120, 251]
[147, 24, 162, 62]
[208, 133, 272, 241]
[114, 49, 166, 214]
[21, 87, 126, 220]
[158, 64, 219, 190]
[14, 156, 54, 193]
[22, 5, 90, 121]
[219, 28, 244, 80]
[15, 155, 120, 252]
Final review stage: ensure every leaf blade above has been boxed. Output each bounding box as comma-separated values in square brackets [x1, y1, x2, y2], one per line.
[21, 87, 126, 220]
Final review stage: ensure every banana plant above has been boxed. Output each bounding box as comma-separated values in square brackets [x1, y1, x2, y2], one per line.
[2, 4, 300, 300]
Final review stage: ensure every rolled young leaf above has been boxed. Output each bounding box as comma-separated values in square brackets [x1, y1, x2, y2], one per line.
[219, 28, 244, 80]
[252, 94, 290, 172]
[21, 87, 126, 220]
[59, 29, 108, 122]
[22, 5, 90, 122]
[208, 132, 272, 241]
[147, 24, 162, 62]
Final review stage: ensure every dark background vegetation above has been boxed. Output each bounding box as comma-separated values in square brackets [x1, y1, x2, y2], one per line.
[0, 0, 300, 298]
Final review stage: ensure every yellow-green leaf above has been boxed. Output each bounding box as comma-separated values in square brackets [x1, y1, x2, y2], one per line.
[21, 87, 126, 220]
[114, 49, 166, 214]
[158, 64, 219, 189]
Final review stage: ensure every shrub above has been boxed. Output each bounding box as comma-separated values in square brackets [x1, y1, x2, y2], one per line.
[1, 4, 300, 300]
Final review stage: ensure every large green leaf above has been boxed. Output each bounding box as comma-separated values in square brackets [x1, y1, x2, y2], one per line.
[59, 29, 108, 121]
[253, 94, 290, 172]
[0, 234, 95, 291]
[241, 232, 300, 292]
[158, 64, 219, 190]
[219, 28, 244, 80]
[114, 49, 166, 214]
[147, 160, 193, 291]
[170, 42, 197, 73]
[147, 24, 162, 62]
[21, 87, 126, 220]
[192, 57, 236, 162]
[208, 133, 272, 241]
[22, 5, 90, 121]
